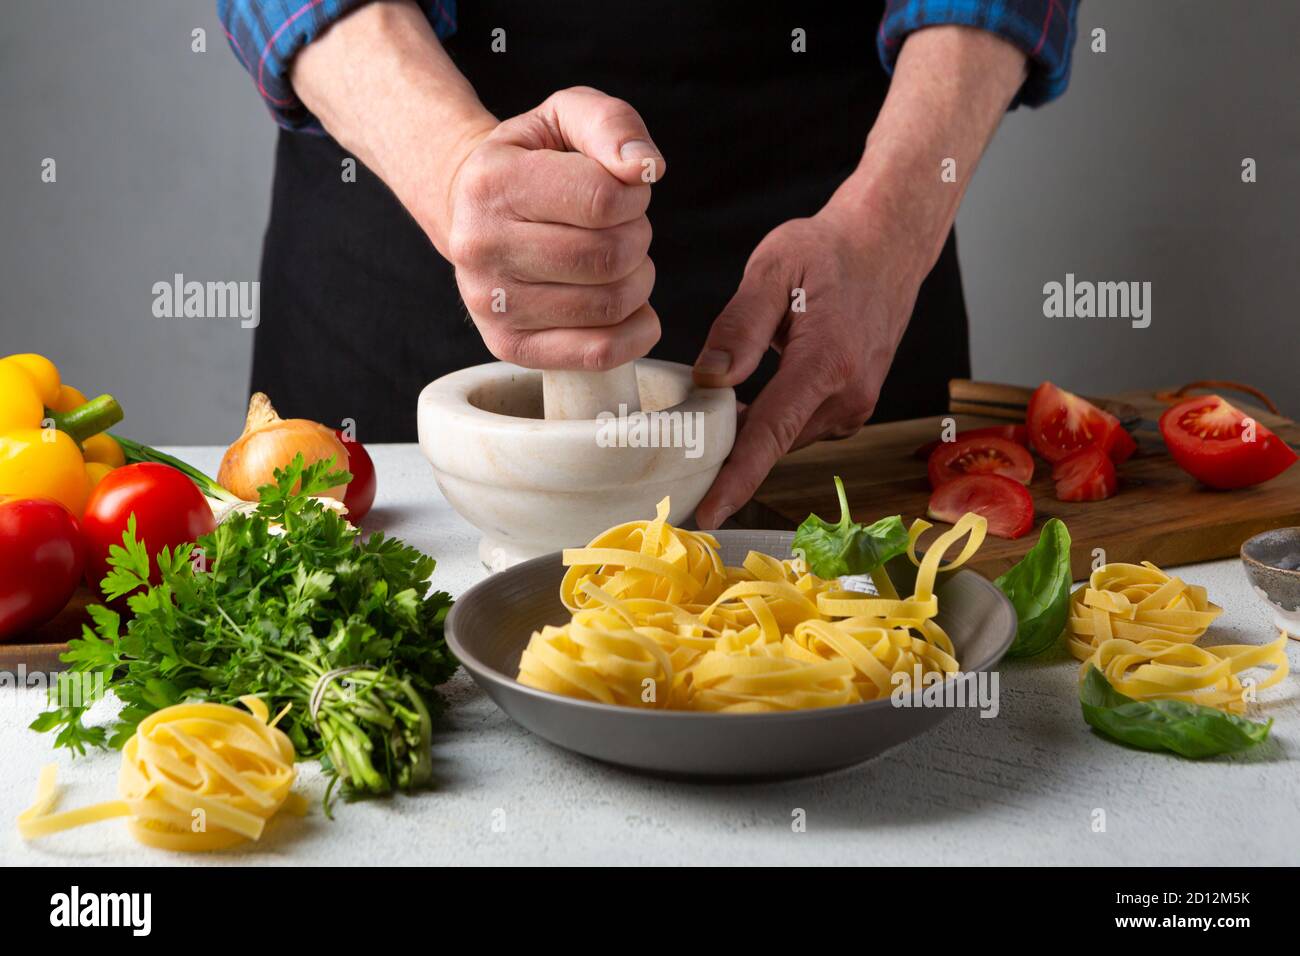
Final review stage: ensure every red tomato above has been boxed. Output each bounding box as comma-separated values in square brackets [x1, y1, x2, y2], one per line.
[335, 429, 376, 522]
[1052, 446, 1118, 501]
[81, 463, 216, 592]
[1101, 424, 1138, 465]
[1159, 395, 1297, 490]
[927, 436, 1034, 489]
[927, 474, 1034, 540]
[0, 498, 85, 640]
[1026, 382, 1125, 464]
[913, 425, 1029, 461]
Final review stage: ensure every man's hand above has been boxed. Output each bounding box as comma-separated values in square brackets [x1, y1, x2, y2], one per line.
[692, 208, 923, 529]
[691, 25, 1029, 529]
[441, 88, 665, 371]
[291, 3, 665, 371]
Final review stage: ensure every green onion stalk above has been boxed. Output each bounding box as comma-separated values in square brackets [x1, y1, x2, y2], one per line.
[112, 434, 243, 504]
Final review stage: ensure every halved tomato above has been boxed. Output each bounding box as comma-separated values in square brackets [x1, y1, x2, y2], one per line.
[1027, 382, 1124, 464]
[927, 474, 1034, 540]
[1052, 446, 1117, 501]
[1159, 395, 1297, 490]
[913, 424, 1030, 461]
[927, 435, 1034, 489]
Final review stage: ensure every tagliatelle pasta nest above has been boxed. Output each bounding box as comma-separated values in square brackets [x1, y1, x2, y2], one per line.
[1068, 561, 1289, 714]
[516, 498, 987, 712]
[18, 697, 306, 851]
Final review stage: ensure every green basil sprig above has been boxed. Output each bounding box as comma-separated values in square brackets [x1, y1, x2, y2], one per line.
[791, 476, 909, 579]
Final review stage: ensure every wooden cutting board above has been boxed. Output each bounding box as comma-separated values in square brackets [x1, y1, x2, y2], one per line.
[739, 387, 1300, 580]
[0, 587, 94, 675]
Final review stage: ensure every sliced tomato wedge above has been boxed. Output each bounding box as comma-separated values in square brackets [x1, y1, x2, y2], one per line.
[1159, 395, 1297, 489]
[913, 424, 1030, 461]
[927, 435, 1034, 489]
[1026, 382, 1125, 464]
[927, 474, 1034, 540]
[1052, 446, 1118, 501]
[1101, 424, 1138, 465]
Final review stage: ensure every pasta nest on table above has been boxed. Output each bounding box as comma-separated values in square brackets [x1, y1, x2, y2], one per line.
[19, 697, 306, 851]
[517, 498, 987, 713]
[1068, 561, 1289, 714]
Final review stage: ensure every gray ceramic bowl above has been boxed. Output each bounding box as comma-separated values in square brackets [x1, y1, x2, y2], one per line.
[1241, 527, 1300, 635]
[445, 530, 1017, 780]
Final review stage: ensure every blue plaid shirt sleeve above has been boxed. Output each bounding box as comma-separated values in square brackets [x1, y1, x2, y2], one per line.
[217, 0, 458, 132]
[877, 0, 1080, 107]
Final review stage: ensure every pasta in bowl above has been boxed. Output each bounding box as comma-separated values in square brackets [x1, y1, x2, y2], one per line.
[446, 502, 1017, 779]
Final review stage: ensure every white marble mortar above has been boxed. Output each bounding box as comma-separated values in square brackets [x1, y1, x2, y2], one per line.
[418, 360, 736, 569]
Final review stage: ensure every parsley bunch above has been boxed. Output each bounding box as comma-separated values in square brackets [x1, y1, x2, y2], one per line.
[32, 456, 456, 805]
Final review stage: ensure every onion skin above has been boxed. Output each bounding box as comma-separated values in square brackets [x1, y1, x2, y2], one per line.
[218, 393, 349, 502]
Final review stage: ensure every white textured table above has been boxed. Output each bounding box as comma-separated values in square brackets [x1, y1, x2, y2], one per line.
[3, 445, 1297, 866]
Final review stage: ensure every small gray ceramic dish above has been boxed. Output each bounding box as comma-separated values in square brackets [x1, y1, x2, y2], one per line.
[1241, 527, 1300, 635]
[445, 530, 1016, 780]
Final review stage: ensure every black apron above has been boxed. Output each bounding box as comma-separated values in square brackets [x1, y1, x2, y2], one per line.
[253, 1, 970, 442]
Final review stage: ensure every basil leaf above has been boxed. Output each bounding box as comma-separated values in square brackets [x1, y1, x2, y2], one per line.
[994, 517, 1072, 658]
[792, 476, 908, 579]
[1080, 667, 1271, 758]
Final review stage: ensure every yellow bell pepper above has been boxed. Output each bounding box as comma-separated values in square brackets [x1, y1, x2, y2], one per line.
[82, 433, 126, 468]
[85, 460, 115, 490]
[50, 384, 89, 414]
[0, 354, 124, 516]
[4, 354, 61, 405]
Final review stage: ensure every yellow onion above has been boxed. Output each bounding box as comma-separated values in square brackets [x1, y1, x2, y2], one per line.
[218, 392, 348, 501]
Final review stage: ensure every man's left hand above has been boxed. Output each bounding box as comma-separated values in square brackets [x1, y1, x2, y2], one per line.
[691, 207, 925, 529]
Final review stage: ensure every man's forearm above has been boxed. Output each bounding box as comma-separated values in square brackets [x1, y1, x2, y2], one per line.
[826, 25, 1028, 283]
[290, 0, 496, 253]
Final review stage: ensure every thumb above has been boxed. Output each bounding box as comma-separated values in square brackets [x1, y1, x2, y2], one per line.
[535, 87, 666, 186]
[693, 260, 790, 388]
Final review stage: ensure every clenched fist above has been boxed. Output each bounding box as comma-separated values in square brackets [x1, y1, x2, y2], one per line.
[429, 87, 666, 371]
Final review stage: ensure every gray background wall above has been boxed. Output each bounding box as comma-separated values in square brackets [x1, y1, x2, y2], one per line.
[2, 1, 1297, 444]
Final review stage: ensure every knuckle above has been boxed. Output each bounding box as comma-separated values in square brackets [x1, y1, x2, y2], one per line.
[598, 287, 626, 327]
[629, 216, 652, 256]
[597, 95, 637, 124]
[746, 248, 785, 282]
[587, 179, 620, 225]
[580, 336, 620, 372]
[752, 414, 800, 462]
[770, 415, 803, 456]
[456, 276, 493, 315]
[453, 157, 496, 205]
[590, 224, 647, 280]
[822, 346, 859, 385]
[713, 310, 769, 356]
[590, 238, 622, 281]
[847, 386, 877, 422]
[479, 326, 520, 364]
[447, 224, 489, 267]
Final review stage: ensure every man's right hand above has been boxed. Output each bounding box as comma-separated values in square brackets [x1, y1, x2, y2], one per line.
[435, 87, 666, 371]
[291, 4, 664, 372]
